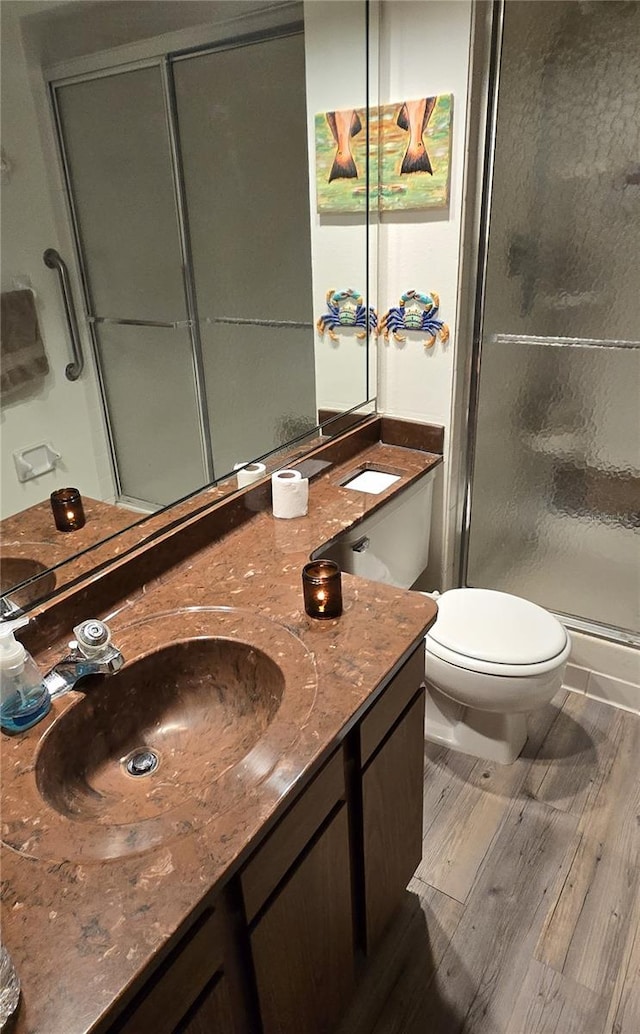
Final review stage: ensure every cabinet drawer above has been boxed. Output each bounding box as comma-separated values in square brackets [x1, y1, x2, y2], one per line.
[241, 748, 345, 923]
[112, 907, 224, 1034]
[360, 644, 424, 766]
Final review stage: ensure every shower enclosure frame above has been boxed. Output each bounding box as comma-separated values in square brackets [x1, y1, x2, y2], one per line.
[456, 0, 639, 649]
[48, 52, 217, 510]
[45, 17, 321, 513]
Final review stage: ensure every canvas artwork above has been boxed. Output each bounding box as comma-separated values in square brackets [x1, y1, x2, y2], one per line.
[315, 95, 452, 214]
[315, 107, 375, 214]
[377, 94, 452, 212]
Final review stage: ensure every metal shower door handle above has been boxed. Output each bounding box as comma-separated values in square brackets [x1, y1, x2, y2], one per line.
[43, 248, 84, 381]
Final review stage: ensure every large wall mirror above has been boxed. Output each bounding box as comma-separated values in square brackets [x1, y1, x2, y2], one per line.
[0, 0, 377, 614]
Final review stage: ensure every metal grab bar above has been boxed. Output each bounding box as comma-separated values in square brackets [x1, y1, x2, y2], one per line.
[43, 248, 84, 380]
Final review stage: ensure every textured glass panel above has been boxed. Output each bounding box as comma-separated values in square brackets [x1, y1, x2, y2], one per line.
[484, 1, 640, 343]
[468, 338, 640, 633]
[95, 324, 205, 506]
[56, 67, 187, 321]
[468, 0, 640, 635]
[174, 34, 313, 323]
[199, 322, 317, 479]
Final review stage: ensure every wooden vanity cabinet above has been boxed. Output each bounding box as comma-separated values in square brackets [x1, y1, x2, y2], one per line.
[108, 900, 250, 1034]
[250, 805, 354, 1034]
[174, 971, 236, 1033]
[361, 684, 426, 951]
[243, 749, 354, 1034]
[104, 644, 426, 1034]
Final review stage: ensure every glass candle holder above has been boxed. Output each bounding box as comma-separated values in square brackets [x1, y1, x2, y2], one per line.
[302, 560, 343, 619]
[50, 488, 86, 533]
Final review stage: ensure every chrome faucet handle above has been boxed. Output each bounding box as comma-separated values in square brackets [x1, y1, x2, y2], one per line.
[43, 619, 123, 699]
[73, 619, 112, 658]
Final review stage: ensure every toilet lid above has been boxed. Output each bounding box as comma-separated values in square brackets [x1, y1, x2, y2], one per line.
[427, 589, 568, 666]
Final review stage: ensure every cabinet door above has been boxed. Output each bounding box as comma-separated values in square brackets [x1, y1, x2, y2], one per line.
[250, 805, 354, 1034]
[176, 971, 235, 1034]
[362, 689, 426, 952]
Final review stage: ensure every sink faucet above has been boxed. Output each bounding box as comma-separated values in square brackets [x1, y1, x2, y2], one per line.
[0, 597, 23, 620]
[43, 619, 124, 699]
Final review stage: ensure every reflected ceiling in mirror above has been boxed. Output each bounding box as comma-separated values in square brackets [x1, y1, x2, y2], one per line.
[0, 0, 376, 611]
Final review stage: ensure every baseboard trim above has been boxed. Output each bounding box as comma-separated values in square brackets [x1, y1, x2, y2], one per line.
[565, 663, 640, 716]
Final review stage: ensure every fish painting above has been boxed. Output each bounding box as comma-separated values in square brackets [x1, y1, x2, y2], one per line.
[326, 109, 363, 182]
[397, 97, 437, 175]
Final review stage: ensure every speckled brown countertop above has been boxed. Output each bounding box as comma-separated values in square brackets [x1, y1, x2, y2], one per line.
[1, 437, 441, 1034]
[0, 498, 140, 607]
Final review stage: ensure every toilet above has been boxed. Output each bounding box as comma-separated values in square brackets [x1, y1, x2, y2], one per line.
[316, 467, 571, 764]
[423, 588, 571, 764]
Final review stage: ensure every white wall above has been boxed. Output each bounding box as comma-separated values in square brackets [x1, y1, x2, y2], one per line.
[305, 0, 372, 414]
[377, 0, 473, 587]
[0, 1, 113, 519]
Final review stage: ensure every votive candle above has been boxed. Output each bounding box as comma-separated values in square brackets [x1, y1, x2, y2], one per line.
[50, 487, 85, 532]
[302, 560, 343, 619]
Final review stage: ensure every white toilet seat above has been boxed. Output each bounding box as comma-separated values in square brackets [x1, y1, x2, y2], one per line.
[426, 634, 571, 678]
[425, 588, 570, 677]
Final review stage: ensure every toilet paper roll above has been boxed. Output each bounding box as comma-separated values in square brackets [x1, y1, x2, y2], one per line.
[272, 469, 309, 519]
[234, 461, 267, 489]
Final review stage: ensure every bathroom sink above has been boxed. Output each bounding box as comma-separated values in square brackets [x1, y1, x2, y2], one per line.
[37, 638, 285, 826]
[1, 608, 318, 862]
[0, 555, 56, 604]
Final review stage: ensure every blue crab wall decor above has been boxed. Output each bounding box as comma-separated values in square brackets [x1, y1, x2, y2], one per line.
[380, 290, 450, 348]
[317, 288, 378, 341]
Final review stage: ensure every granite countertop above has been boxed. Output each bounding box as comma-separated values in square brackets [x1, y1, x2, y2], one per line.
[1, 439, 440, 1034]
[0, 498, 141, 608]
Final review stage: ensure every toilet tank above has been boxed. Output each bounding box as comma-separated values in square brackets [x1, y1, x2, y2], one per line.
[314, 468, 436, 588]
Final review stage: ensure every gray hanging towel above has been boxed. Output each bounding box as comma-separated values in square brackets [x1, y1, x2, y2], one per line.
[1, 289, 49, 397]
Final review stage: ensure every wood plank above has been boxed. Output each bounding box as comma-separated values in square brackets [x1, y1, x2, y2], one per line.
[335, 883, 463, 1034]
[524, 691, 622, 817]
[505, 958, 609, 1034]
[536, 709, 640, 999]
[535, 833, 640, 998]
[576, 706, 640, 864]
[604, 885, 640, 1034]
[416, 774, 513, 902]
[422, 741, 477, 837]
[407, 880, 466, 970]
[404, 798, 579, 1034]
[416, 695, 566, 903]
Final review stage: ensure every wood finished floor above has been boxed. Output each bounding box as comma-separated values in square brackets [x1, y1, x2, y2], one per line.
[338, 690, 640, 1034]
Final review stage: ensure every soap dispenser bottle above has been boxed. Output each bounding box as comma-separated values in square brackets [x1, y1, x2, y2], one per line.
[0, 618, 51, 734]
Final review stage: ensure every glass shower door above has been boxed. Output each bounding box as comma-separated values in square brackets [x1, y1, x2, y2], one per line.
[466, 0, 640, 639]
[173, 32, 317, 477]
[54, 65, 208, 507]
